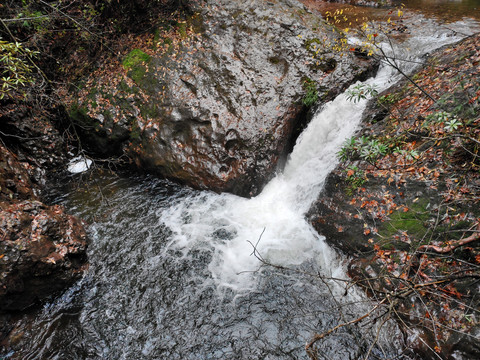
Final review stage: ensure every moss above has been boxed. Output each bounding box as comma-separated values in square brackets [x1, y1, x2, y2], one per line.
[140, 103, 160, 119]
[268, 56, 280, 64]
[449, 220, 475, 240]
[69, 103, 89, 121]
[129, 121, 142, 141]
[152, 29, 160, 50]
[118, 80, 139, 95]
[381, 243, 396, 250]
[118, 98, 134, 113]
[118, 80, 130, 92]
[102, 109, 113, 123]
[69, 103, 101, 132]
[379, 199, 431, 240]
[296, 8, 307, 16]
[85, 86, 99, 100]
[186, 12, 205, 34]
[232, 10, 243, 19]
[121, 56, 149, 91]
[128, 65, 147, 85]
[304, 37, 321, 53]
[177, 21, 188, 38]
[122, 49, 151, 70]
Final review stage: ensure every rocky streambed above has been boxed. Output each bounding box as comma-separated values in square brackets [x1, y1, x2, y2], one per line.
[1, 0, 480, 359]
[1, 0, 376, 353]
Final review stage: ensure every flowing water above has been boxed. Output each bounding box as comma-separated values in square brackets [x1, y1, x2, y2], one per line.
[307, 0, 480, 23]
[6, 15, 480, 360]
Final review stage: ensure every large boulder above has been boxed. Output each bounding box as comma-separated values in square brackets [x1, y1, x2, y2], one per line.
[0, 144, 88, 312]
[0, 200, 88, 311]
[70, 0, 377, 196]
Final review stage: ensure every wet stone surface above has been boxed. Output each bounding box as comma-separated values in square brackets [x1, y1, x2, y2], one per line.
[71, 0, 377, 197]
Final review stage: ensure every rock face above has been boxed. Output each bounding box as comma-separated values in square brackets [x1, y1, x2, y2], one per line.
[0, 99, 67, 176]
[71, 0, 377, 196]
[324, 0, 392, 7]
[0, 199, 88, 311]
[307, 33, 480, 360]
[0, 139, 88, 312]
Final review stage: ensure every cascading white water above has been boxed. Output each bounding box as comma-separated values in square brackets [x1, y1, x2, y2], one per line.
[160, 18, 479, 292]
[8, 17, 480, 360]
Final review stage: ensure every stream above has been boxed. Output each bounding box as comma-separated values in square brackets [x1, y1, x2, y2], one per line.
[6, 10, 480, 360]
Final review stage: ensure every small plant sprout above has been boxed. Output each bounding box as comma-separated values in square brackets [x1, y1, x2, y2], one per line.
[444, 118, 462, 132]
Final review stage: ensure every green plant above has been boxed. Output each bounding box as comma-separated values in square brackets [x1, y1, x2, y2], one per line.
[427, 111, 450, 123]
[339, 135, 388, 163]
[16, 9, 49, 32]
[425, 111, 462, 132]
[344, 165, 366, 194]
[346, 83, 378, 103]
[444, 118, 462, 132]
[393, 147, 418, 161]
[302, 78, 318, 107]
[0, 39, 37, 99]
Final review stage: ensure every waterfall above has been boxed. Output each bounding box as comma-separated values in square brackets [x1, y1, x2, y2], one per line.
[159, 19, 475, 293]
[9, 17, 479, 360]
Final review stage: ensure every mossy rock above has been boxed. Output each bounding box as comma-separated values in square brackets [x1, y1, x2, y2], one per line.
[379, 199, 432, 240]
[127, 65, 147, 85]
[69, 104, 92, 127]
[122, 49, 151, 70]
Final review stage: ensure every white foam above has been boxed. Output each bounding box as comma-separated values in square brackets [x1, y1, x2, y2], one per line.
[160, 20, 473, 292]
[68, 156, 92, 174]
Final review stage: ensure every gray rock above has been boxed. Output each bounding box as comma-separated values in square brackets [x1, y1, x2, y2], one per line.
[72, 0, 377, 196]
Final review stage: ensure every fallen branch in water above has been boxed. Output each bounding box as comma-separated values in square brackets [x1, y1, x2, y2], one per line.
[305, 297, 387, 359]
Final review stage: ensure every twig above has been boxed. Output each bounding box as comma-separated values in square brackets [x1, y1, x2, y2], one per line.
[305, 297, 387, 357]
[0, 129, 45, 140]
[37, 0, 117, 55]
[418, 223, 480, 253]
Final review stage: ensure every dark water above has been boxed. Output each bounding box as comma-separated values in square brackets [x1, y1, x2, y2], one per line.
[6, 172, 404, 359]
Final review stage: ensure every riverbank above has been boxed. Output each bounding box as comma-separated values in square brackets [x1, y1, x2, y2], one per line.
[1, 1, 479, 358]
[309, 32, 480, 359]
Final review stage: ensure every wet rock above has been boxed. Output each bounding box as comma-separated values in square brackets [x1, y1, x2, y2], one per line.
[71, 0, 378, 196]
[0, 199, 88, 312]
[0, 144, 37, 202]
[0, 99, 68, 185]
[0, 144, 88, 313]
[308, 33, 480, 360]
[307, 172, 369, 256]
